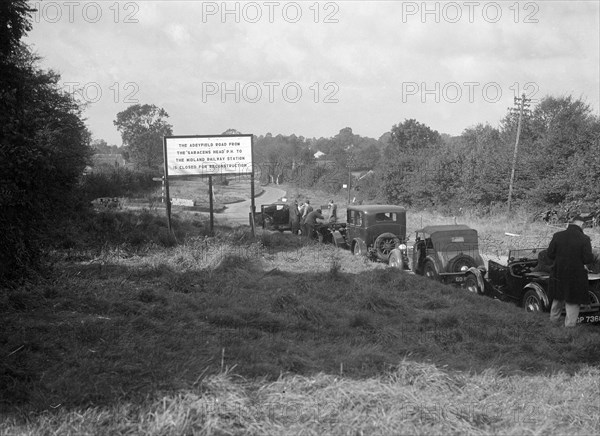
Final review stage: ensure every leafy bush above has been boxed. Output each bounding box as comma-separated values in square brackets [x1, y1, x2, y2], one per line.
[80, 167, 156, 200]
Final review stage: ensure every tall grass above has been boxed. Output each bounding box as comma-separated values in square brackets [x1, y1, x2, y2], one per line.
[2, 363, 599, 435]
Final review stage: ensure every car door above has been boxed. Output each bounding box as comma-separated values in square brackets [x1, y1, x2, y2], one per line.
[345, 209, 364, 244]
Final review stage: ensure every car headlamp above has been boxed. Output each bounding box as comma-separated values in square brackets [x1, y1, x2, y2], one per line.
[399, 244, 407, 251]
[460, 265, 469, 272]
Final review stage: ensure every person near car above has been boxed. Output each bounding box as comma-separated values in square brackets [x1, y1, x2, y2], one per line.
[289, 200, 301, 235]
[547, 215, 594, 327]
[304, 208, 324, 239]
[328, 200, 338, 223]
[299, 200, 313, 233]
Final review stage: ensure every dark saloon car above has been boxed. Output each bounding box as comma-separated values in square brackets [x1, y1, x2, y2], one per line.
[346, 204, 409, 266]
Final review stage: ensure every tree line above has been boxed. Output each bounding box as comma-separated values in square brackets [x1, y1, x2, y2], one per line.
[24, 90, 600, 220]
[108, 96, 600, 217]
[250, 99, 599, 216]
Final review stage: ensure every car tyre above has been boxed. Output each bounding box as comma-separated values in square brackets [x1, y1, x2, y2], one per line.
[389, 250, 404, 269]
[588, 288, 600, 310]
[423, 260, 439, 281]
[353, 242, 364, 256]
[464, 273, 481, 294]
[522, 289, 545, 312]
[374, 232, 400, 262]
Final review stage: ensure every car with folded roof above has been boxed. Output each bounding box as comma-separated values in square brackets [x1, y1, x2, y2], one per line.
[486, 248, 600, 323]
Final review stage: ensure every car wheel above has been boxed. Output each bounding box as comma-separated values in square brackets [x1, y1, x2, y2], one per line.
[589, 288, 600, 307]
[389, 250, 404, 269]
[522, 289, 545, 312]
[423, 260, 439, 281]
[464, 273, 481, 294]
[374, 232, 400, 262]
[353, 242, 364, 256]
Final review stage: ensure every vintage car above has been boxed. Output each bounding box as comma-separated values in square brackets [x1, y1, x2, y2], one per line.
[486, 248, 600, 322]
[408, 225, 487, 291]
[345, 204, 409, 266]
[259, 202, 292, 232]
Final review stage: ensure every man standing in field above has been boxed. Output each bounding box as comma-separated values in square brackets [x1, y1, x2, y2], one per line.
[547, 215, 594, 327]
[328, 200, 338, 223]
[289, 200, 301, 235]
[299, 200, 313, 234]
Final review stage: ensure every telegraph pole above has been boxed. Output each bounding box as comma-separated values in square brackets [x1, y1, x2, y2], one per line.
[347, 147, 354, 205]
[507, 93, 531, 214]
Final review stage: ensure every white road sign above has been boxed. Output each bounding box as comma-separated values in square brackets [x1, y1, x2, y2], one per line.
[164, 135, 252, 176]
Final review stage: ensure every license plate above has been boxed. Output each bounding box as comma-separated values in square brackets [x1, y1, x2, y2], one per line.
[454, 276, 465, 283]
[577, 315, 600, 323]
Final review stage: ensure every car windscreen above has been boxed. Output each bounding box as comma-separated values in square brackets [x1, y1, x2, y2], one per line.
[509, 248, 545, 261]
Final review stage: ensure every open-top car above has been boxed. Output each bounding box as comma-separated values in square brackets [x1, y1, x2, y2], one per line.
[486, 248, 600, 323]
[345, 204, 409, 266]
[408, 224, 487, 292]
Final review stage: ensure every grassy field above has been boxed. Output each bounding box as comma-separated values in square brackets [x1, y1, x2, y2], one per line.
[2, 198, 600, 435]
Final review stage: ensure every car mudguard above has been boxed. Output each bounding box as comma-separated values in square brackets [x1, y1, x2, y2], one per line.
[466, 267, 486, 293]
[389, 247, 409, 270]
[425, 255, 440, 272]
[332, 230, 348, 249]
[523, 281, 550, 308]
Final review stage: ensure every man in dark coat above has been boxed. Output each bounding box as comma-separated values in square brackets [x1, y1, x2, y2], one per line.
[304, 209, 324, 239]
[547, 216, 594, 327]
[299, 200, 313, 234]
[289, 200, 301, 235]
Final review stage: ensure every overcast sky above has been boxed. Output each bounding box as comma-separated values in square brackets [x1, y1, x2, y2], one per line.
[25, 1, 600, 145]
